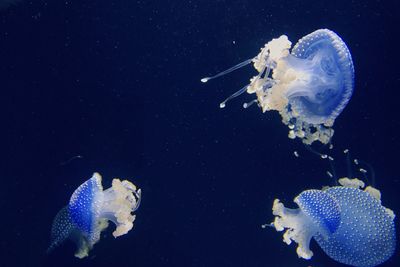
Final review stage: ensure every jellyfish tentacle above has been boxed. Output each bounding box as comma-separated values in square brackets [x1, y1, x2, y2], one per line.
[219, 84, 249, 108]
[243, 99, 258, 109]
[201, 58, 254, 83]
[343, 149, 354, 179]
[303, 144, 338, 183]
[326, 156, 337, 183]
[354, 158, 376, 187]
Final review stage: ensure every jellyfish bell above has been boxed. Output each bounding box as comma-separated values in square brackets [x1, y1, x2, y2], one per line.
[201, 29, 354, 145]
[269, 177, 396, 267]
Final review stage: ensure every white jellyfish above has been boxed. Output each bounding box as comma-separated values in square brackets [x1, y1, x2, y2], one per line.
[48, 172, 141, 258]
[201, 29, 354, 145]
[268, 177, 396, 266]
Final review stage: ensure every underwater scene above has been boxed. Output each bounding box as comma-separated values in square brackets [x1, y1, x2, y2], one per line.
[1, 1, 399, 267]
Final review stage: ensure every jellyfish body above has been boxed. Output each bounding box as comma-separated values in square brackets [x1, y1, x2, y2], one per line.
[271, 178, 396, 267]
[201, 29, 354, 144]
[48, 172, 141, 258]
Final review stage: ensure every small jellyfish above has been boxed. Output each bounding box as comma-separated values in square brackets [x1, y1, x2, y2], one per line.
[270, 177, 396, 267]
[48, 172, 141, 258]
[201, 29, 354, 144]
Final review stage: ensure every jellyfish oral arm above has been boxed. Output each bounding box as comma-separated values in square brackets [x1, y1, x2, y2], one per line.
[272, 199, 317, 259]
[252, 35, 291, 73]
[97, 179, 141, 238]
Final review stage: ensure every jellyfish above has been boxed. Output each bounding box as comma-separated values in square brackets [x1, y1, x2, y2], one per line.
[201, 29, 354, 145]
[268, 177, 396, 267]
[48, 172, 141, 258]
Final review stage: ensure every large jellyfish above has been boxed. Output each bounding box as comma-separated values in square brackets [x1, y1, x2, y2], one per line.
[48, 172, 141, 258]
[268, 177, 396, 267]
[201, 29, 354, 145]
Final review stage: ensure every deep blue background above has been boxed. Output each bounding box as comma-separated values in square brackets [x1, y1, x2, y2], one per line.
[1, 1, 399, 266]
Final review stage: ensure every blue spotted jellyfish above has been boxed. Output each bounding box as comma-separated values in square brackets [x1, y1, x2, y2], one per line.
[47, 172, 141, 258]
[201, 29, 354, 145]
[267, 177, 396, 266]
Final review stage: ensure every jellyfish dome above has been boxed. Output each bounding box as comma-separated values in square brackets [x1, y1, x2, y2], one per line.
[48, 172, 142, 258]
[270, 178, 396, 267]
[201, 29, 354, 144]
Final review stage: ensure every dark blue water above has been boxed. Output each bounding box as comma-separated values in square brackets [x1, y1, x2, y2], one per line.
[1, 1, 399, 266]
